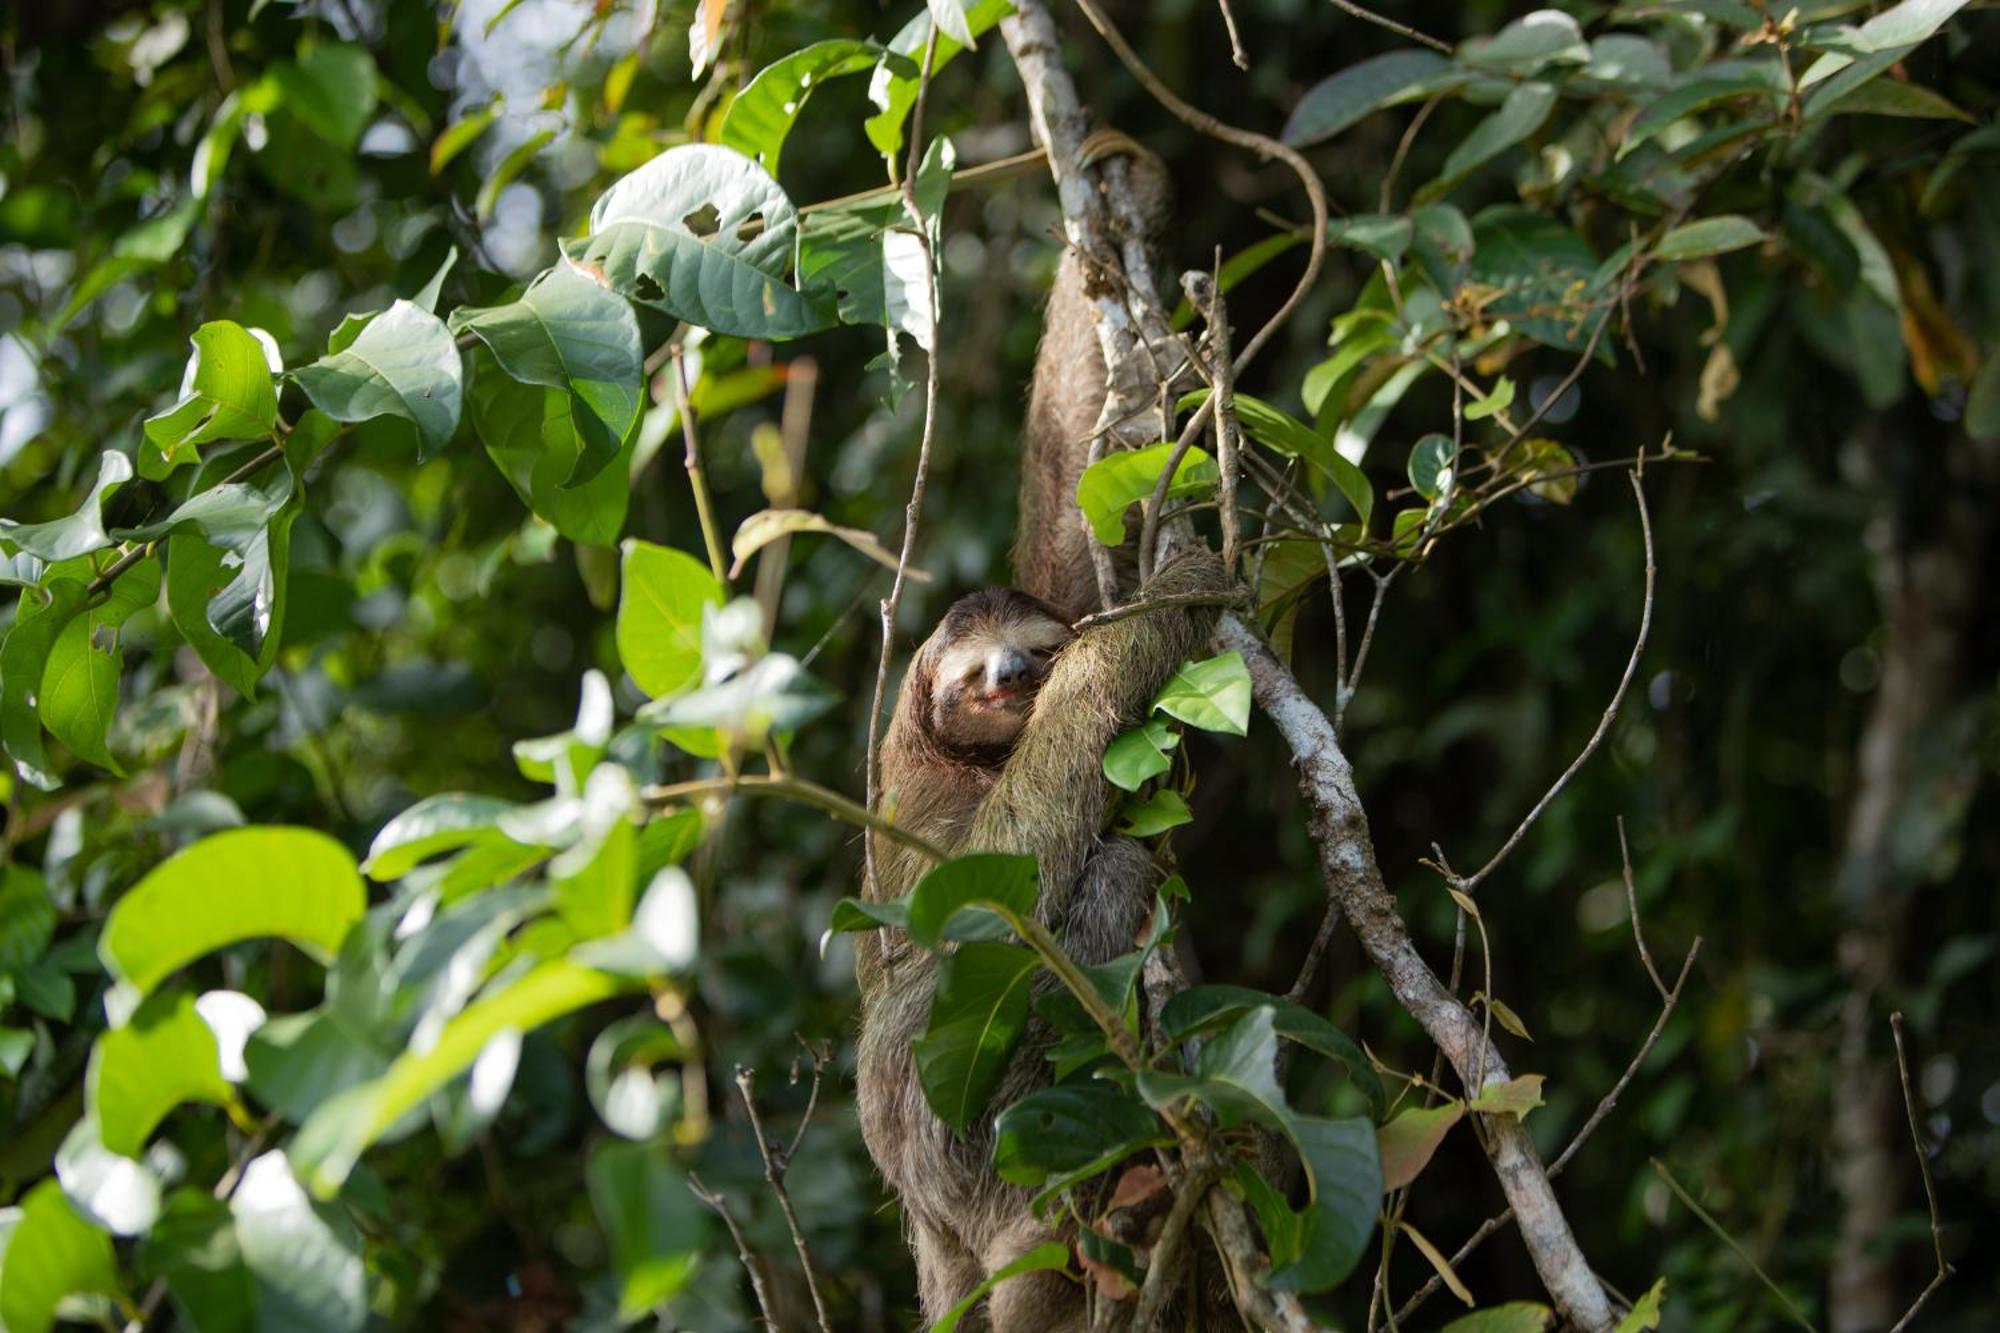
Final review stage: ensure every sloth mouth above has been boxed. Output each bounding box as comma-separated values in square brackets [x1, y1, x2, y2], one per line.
[973, 683, 1035, 709]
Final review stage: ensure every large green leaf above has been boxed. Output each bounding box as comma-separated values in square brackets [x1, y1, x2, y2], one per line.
[1622, 62, 1787, 153]
[268, 43, 377, 149]
[863, 0, 1015, 165]
[290, 960, 629, 1195]
[1431, 81, 1558, 194]
[40, 557, 159, 774]
[615, 539, 725, 698]
[1102, 717, 1179, 792]
[1182, 390, 1373, 522]
[913, 940, 1039, 1133]
[586, 1138, 708, 1318]
[1160, 984, 1385, 1116]
[143, 322, 280, 474]
[0, 451, 133, 562]
[468, 355, 634, 547]
[128, 452, 297, 663]
[1282, 50, 1463, 147]
[87, 989, 233, 1157]
[993, 1083, 1171, 1191]
[1, 578, 86, 788]
[797, 138, 953, 347]
[362, 793, 519, 881]
[906, 853, 1039, 948]
[721, 40, 883, 176]
[562, 145, 835, 340]
[229, 1152, 367, 1333]
[1074, 443, 1217, 546]
[292, 300, 464, 459]
[1468, 206, 1598, 351]
[1152, 652, 1251, 737]
[0, 866, 56, 971]
[450, 262, 642, 487]
[100, 827, 368, 1007]
[1458, 10, 1589, 73]
[0, 1179, 120, 1333]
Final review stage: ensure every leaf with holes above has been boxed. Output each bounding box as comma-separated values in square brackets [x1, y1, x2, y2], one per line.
[864, 0, 1015, 165]
[563, 145, 835, 340]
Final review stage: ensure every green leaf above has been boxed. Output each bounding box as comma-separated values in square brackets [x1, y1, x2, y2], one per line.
[0, 451, 133, 561]
[586, 1138, 708, 1317]
[1466, 376, 1516, 422]
[87, 989, 232, 1157]
[269, 42, 378, 148]
[136, 1193, 256, 1333]
[40, 596, 131, 774]
[229, 1151, 367, 1332]
[907, 853, 1039, 949]
[1, 579, 87, 789]
[1817, 78, 1972, 122]
[1409, 433, 1454, 501]
[1158, 985, 1385, 1116]
[1116, 789, 1191, 837]
[468, 358, 634, 546]
[1282, 51, 1463, 147]
[863, 0, 1015, 164]
[290, 960, 629, 1195]
[134, 454, 297, 664]
[291, 300, 464, 460]
[1327, 213, 1415, 261]
[475, 129, 554, 222]
[362, 794, 518, 880]
[913, 940, 1040, 1133]
[720, 40, 882, 176]
[729, 508, 918, 580]
[1442, 1301, 1555, 1332]
[615, 539, 725, 698]
[0, 1180, 120, 1333]
[101, 827, 367, 1007]
[1615, 1278, 1666, 1331]
[1622, 63, 1787, 153]
[1153, 651, 1251, 736]
[929, 1241, 1069, 1333]
[562, 145, 835, 340]
[1468, 206, 1598, 351]
[1655, 215, 1767, 261]
[143, 322, 280, 472]
[1468, 1073, 1545, 1118]
[1185, 390, 1373, 523]
[1458, 10, 1589, 73]
[429, 104, 497, 175]
[993, 1083, 1170, 1191]
[1432, 82, 1558, 193]
[0, 866, 56, 971]
[797, 138, 954, 347]
[1074, 442, 1217, 546]
[1103, 717, 1179, 791]
[1378, 1101, 1464, 1189]
[452, 262, 642, 487]
[243, 1008, 391, 1125]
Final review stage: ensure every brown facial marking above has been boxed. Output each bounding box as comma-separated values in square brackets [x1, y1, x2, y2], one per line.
[922, 589, 1073, 759]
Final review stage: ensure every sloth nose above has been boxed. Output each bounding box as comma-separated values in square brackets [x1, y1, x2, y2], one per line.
[987, 648, 1034, 691]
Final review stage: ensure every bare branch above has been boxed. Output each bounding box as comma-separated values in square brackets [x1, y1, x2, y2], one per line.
[1651, 1157, 1819, 1332]
[1455, 470, 1655, 894]
[1071, 589, 1248, 633]
[1216, 611, 1615, 1330]
[736, 1066, 835, 1333]
[1184, 266, 1244, 577]
[1327, 0, 1451, 54]
[1130, 1160, 1221, 1332]
[644, 774, 947, 862]
[689, 1171, 781, 1333]
[1886, 1013, 1954, 1333]
[862, 28, 944, 899]
[671, 349, 731, 586]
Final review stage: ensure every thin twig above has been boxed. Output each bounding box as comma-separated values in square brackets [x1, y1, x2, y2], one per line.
[862, 27, 944, 899]
[1214, 0, 1250, 68]
[1618, 817, 1669, 1001]
[1185, 265, 1243, 577]
[1886, 1013, 1954, 1333]
[1070, 589, 1248, 633]
[785, 1037, 831, 1162]
[1327, 0, 1451, 53]
[688, 1172, 781, 1333]
[1455, 470, 1655, 893]
[1651, 1157, 1819, 1332]
[737, 1066, 834, 1333]
[643, 774, 947, 861]
[671, 349, 731, 586]
[755, 358, 818, 640]
[1130, 1159, 1223, 1331]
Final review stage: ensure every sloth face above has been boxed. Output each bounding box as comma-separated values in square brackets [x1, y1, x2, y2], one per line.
[924, 589, 1074, 755]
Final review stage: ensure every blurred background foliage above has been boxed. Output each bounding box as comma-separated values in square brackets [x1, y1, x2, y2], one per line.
[0, 0, 1994, 1329]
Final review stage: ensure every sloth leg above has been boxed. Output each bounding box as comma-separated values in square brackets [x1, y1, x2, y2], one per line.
[981, 1216, 1085, 1333]
[915, 1218, 990, 1328]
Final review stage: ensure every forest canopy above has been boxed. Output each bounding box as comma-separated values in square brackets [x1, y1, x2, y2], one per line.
[0, 0, 1993, 1330]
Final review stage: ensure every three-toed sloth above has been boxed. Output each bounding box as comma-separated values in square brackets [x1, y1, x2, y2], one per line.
[854, 141, 1229, 1329]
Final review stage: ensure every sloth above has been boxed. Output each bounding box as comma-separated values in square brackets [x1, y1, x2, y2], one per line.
[854, 135, 1232, 1330]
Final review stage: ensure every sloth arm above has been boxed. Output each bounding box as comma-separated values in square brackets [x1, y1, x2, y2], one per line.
[965, 549, 1228, 922]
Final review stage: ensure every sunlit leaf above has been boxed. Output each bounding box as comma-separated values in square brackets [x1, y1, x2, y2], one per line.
[1103, 717, 1179, 791]
[87, 989, 232, 1156]
[230, 1151, 367, 1332]
[721, 40, 883, 176]
[0, 1180, 120, 1333]
[143, 322, 281, 473]
[292, 300, 464, 460]
[616, 539, 725, 698]
[1152, 651, 1251, 736]
[728, 507, 923, 580]
[269, 42, 377, 149]
[1074, 442, 1217, 546]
